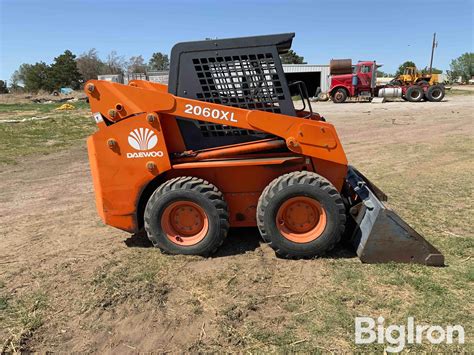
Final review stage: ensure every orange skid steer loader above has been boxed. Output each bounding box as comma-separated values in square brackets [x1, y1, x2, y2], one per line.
[85, 33, 444, 265]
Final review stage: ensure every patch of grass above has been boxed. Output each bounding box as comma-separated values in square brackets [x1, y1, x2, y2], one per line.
[281, 300, 300, 312]
[351, 136, 473, 254]
[408, 274, 447, 295]
[0, 103, 95, 164]
[0, 290, 48, 352]
[0, 296, 8, 311]
[0, 101, 89, 113]
[247, 326, 298, 349]
[261, 254, 473, 353]
[186, 298, 204, 315]
[467, 267, 474, 282]
[87, 250, 175, 311]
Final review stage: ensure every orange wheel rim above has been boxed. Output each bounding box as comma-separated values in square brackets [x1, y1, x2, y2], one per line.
[161, 201, 209, 246]
[276, 196, 327, 243]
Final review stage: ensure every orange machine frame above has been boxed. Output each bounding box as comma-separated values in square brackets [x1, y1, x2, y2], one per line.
[86, 80, 348, 232]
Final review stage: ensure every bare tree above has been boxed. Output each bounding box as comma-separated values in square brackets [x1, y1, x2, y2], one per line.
[76, 49, 107, 81]
[105, 51, 126, 74]
[10, 69, 22, 88]
[127, 55, 148, 74]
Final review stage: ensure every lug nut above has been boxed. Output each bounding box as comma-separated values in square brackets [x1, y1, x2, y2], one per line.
[146, 161, 157, 172]
[107, 139, 117, 149]
[147, 113, 156, 123]
[108, 109, 116, 118]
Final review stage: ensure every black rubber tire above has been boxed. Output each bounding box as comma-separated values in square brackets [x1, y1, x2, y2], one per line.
[256, 171, 346, 258]
[332, 88, 347, 103]
[405, 86, 424, 102]
[144, 176, 229, 256]
[426, 85, 445, 102]
[417, 80, 429, 86]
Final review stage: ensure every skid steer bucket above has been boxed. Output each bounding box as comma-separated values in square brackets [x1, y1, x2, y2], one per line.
[346, 167, 444, 266]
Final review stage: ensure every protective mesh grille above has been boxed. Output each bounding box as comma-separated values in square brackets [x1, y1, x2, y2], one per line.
[191, 53, 285, 137]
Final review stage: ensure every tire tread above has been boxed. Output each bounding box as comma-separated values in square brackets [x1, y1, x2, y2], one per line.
[144, 176, 229, 256]
[257, 171, 346, 258]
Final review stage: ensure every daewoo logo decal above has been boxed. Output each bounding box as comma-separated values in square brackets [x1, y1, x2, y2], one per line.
[126, 128, 164, 159]
[128, 128, 158, 151]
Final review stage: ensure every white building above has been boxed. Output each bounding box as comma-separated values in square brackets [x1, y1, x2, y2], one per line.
[97, 74, 123, 83]
[147, 71, 169, 84]
[97, 64, 332, 96]
[282, 64, 331, 95]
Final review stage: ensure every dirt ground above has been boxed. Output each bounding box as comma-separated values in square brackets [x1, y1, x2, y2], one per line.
[1, 95, 472, 352]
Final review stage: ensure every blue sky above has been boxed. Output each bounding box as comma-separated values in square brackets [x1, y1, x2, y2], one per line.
[0, 0, 472, 81]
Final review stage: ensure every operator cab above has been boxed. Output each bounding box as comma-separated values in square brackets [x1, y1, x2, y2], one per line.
[168, 33, 316, 150]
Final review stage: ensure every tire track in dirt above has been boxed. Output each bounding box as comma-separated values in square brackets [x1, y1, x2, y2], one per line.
[0, 147, 126, 283]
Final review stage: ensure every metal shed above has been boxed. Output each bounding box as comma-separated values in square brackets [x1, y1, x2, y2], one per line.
[97, 74, 123, 83]
[97, 65, 331, 96]
[282, 64, 331, 96]
[147, 71, 169, 84]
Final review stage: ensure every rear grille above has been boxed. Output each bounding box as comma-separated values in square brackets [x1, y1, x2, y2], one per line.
[192, 54, 284, 138]
[169, 33, 295, 149]
[193, 54, 284, 113]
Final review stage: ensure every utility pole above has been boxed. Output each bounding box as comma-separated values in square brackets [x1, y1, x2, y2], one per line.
[429, 33, 437, 74]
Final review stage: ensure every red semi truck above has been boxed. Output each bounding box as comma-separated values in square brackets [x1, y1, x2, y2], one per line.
[328, 60, 445, 103]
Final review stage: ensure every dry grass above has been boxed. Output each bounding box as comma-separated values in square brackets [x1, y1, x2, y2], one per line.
[0, 101, 94, 164]
[0, 287, 48, 353]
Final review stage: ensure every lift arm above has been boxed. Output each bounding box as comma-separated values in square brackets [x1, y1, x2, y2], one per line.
[86, 80, 348, 168]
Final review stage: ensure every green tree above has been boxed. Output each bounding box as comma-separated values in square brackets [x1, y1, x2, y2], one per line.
[395, 61, 416, 76]
[448, 53, 474, 82]
[420, 67, 442, 74]
[148, 52, 169, 71]
[15, 62, 52, 92]
[49, 50, 82, 89]
[280, 50, 306, 64]
[76, 48, 107, 82]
